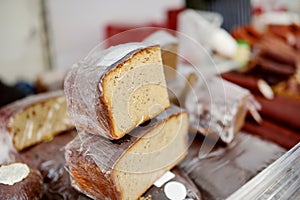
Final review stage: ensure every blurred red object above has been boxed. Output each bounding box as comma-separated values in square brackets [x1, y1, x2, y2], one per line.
[167, 7, 185, 30]
[243, 118, 300, 150]
[105, 23, 164, 47]
[104, 7, 184, 47]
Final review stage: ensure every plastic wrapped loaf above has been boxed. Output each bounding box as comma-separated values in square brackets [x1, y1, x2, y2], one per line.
[144, 31, 178, 81]
[65, 105, 189, 200]
[185, 76, 260, 143]
[64, 43, 170, 139]
[0, 91, 73, 151]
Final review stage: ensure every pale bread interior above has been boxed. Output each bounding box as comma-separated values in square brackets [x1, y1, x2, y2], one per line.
[112, 112, 188, 200]
[10, 96, 73, 150]
[103, 46, 170, 138]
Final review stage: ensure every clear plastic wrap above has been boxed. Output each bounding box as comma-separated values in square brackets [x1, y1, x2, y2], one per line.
[64, 42, 170, 140]
[185, 76, 261, 143]
[0, 91, 73, 152]
[180, 132, 285, 200]
[65, 105, 189, 200]
[0, 130, 17, 164]
[228, 141, 300, 199]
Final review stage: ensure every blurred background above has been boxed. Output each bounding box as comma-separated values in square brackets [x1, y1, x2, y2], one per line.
[0, 0, 184, 84]
[1, 0, 299, 85]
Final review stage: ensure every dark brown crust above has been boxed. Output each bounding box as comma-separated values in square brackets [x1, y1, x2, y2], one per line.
[63, 50, 107, 139]
[65, 105, 184, 199]
[0, 164, 43, 200]
[98, 91, 114, 138]
[68, 144, 119, 200]
[64, 58, 114, 139]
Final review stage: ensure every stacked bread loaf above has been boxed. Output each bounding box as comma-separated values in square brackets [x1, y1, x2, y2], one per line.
[64, 42, 189, 199]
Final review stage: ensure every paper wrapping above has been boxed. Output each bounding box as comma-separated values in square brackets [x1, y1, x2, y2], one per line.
[185, 76, 260, 143]
[65, 105, 188, 199]
[0, 91, 73, 152]
[64, 43, 158, 139]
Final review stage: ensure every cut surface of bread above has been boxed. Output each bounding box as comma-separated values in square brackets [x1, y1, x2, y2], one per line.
[0, 91, 73, 151]
[64, 43, 170, 139]
[65, 105, 189, 200]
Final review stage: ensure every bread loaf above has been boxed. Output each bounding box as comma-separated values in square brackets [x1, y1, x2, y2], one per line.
[65, 105, 188, 200]
[144, 31, 178, 81]
[64, 43, 170, 139]
[0, 91, 73, 151]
